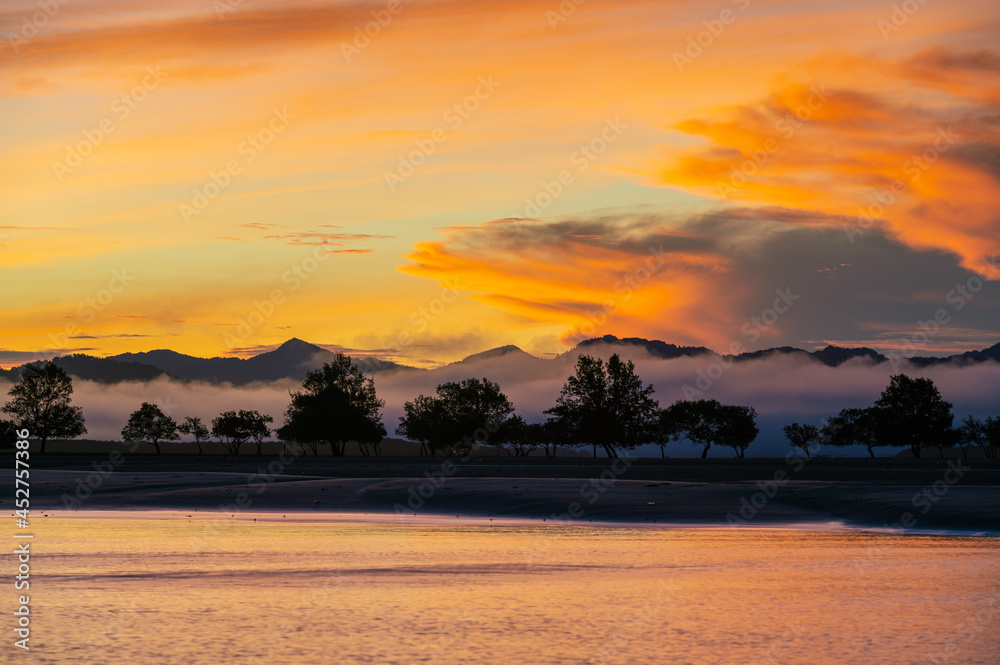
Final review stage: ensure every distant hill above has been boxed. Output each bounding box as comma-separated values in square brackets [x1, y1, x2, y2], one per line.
[731, 344, 887, 367]
[908, 341, 1000, 367]
[2, 335, 997, 386]
[573, 335, 713, 360]
[5, 355, 169, 384]
[451, 345, 551, 371]
[108, 338, 412, 384]
[575, 336, 893, 368]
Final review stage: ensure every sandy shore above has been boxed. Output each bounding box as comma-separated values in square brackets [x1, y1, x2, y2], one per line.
[6, 469, 999, 533]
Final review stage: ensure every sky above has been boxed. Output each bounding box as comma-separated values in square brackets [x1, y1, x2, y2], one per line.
[2, 0, 999, 368]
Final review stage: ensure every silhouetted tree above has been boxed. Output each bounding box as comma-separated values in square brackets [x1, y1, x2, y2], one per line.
[397, 378, 514, 456]
[277, 354, 385, 456]
[544, 354, 658, 459]
[872, 374, 953, 458]
[783, 423, 820, 458]
[822, 407, 879, 457]
[212, 410, 272, 455]
[395, 394, 441, 457]
[177, 416, 210, 455]
[0, 419, 17, 450]
[246, 411, 274, 455]
[498, 415, 544, 457]
[3, 362, 86, 453]
[539, 418, 569, 459]
[660, 399, 758, 459]
[715, 406, 759, 458]
[985, 417, 1000, 460]
[957, 416, 1000, 460]
[121, 402, 179, 454]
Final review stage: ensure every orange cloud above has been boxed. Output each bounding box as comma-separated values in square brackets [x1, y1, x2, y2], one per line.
[658, 48, 1000, 275]
[400, 217, 743, 349]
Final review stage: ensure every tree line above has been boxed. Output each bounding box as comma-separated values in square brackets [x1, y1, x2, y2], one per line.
[784, 374, 999, 459]
[2, 353, 998, 459]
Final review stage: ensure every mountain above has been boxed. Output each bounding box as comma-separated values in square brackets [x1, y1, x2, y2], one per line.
[5, 355, 169, 384]
[2, 336, 997, 386]
[908, 341, 1000, 367]
[731, 344, 886, 367]
[106, 338, 412, 384]
[573, 335, 713, 360]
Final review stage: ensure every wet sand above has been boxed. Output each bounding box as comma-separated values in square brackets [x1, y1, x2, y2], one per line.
[7, 466, 999, 533]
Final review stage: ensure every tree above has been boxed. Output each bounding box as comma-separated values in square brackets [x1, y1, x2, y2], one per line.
[177, 416, 210, 455]
[539, 418, 569, 459]
[121, 402, 179, 454]
[544, 354, 658, 459]
[395, 393, 441, 457]
[0, 419, 17, 450]
[871, 374, 953, 458]
[783, 423, 820, 458]
[822, 408, 879, 457]
[714, 406, 759, 458]
[958, 416, 999, 460]
[986, 417, 1000, 460]
[498, 415, 543, 457]
[212, 410, 272, 455]
[245, 411, 274, 455]
[277, 354, 386, 456]
[397, 378, 514, 456]
[660, 399, 758, 459]
[3, 362, 87, 453]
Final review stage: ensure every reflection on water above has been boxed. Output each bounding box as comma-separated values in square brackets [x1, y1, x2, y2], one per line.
[14, 515, 1000, 664]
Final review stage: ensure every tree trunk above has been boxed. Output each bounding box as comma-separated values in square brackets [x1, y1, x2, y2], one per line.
[911, 445, 921, 458]
[939, 447, 944, 459]
[40, 436, 47, 454]
[154, 440, 161, 455]
[866, 445, 875, 458]
[701, 444, 709, 459]
[660, 446, 665, 459]
[196, 441, 203, 456]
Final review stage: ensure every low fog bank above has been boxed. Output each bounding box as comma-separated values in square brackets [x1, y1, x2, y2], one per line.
[4, 344, 999, 457]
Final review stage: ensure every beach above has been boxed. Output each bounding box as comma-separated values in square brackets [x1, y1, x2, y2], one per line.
[10, 456, 1000, 533]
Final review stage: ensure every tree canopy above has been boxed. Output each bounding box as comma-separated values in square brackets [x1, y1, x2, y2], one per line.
[871, 374, 953, 458]
[2, 362, 86, 453]
[544, 354, 658, 458]
[212, 409, 273, 455]
[121, 402, 179, 454]
[783, 423, 820, 458]
[0, 419, 17, 451]
[277, 354, 385, 456]
[397, 377, 514, 456]
[497, 415, 544, 457]
[177, 416, 210, 455]
[958, 416, 999, 460]
[822, 407, 879, 457]
[660, 399, 758, 458]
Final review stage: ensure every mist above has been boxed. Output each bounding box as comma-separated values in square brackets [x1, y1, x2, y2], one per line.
[5, 343, 998, 457]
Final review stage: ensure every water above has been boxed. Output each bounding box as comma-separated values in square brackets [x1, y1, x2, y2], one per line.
[11, 514, 1000, 664]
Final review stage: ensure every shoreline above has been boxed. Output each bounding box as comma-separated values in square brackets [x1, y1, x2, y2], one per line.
[17, 508, 998, 538]
[7, 469, 999, 534]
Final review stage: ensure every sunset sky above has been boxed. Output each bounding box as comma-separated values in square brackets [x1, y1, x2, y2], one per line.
[2, 0, 999, 368]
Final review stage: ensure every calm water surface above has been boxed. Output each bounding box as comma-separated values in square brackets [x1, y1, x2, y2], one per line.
[12, 515, 1000, 664]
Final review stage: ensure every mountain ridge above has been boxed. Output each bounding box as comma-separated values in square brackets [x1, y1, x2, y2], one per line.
[2, 335, 997, 385]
